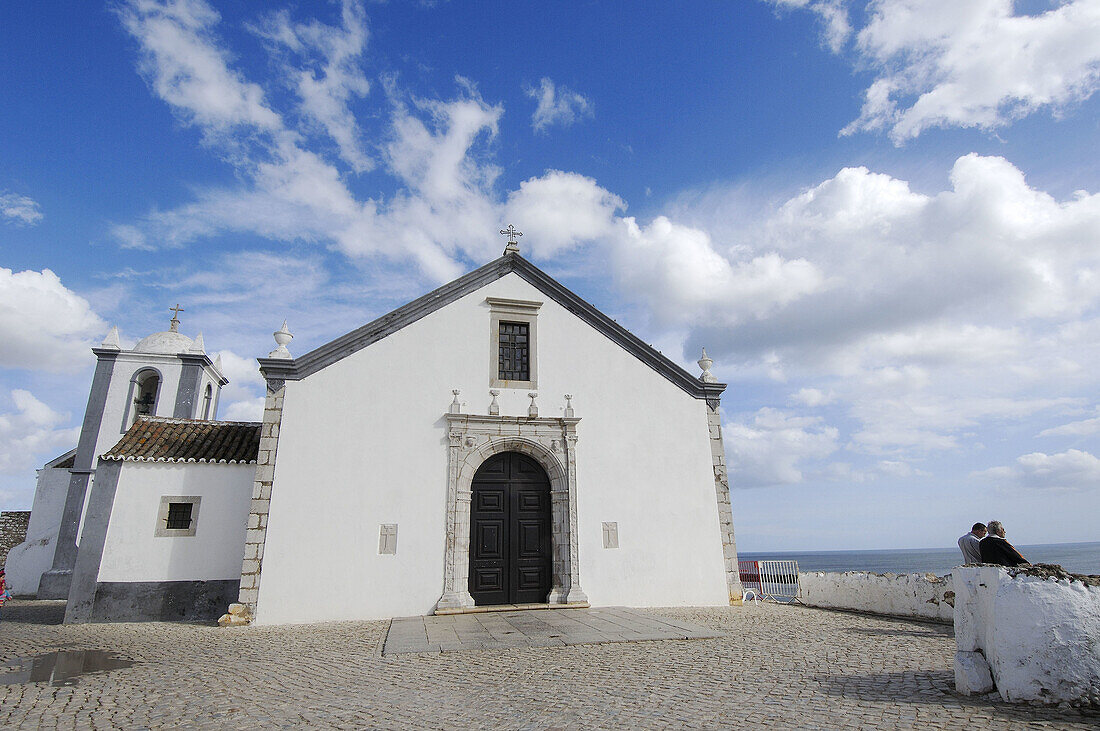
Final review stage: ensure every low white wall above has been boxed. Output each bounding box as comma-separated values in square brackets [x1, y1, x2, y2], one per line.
[4, 466, 70, 595]
[97, 462, 253, 583]
[953, 565, 1100, 707]
[798, 571, 954, 622]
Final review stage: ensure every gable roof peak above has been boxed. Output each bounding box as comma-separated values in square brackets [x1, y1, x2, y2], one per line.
[257, 252, 726, 401]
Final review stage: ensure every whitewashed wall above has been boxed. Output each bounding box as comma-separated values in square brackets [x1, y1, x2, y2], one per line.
[97, 462, 253, 582]
[799, 571, 954, 622]
[954, 565, 1100, 706]
[3, 465, 71, 595]
[255, 272, 729, 624]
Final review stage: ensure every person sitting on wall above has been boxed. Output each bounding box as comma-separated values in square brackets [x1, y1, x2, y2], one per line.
[978, 520, 1029, 566]
[958, 522, 986, 564]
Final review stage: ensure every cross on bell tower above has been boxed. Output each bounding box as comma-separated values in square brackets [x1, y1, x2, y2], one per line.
[500, 224, 522, 254]
[169, 303, 185, 333]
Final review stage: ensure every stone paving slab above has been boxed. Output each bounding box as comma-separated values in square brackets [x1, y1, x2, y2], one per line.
[384, 606, 722, 655]
[2, 599, 1098, 729]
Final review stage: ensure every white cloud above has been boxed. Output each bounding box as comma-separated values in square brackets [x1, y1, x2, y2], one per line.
[251, 0, 373, 172]
[682, 154, 1100, 365]
[525, 78, 594, 133]
[0, 390, 79, 474]
[790, 388, 836, 407]
[610, 216, 825, 329]
[0, 269, 105, 372]
[114, 0, 509, 283]
[222, 397, 264, 422]
[116, 0, 282, 138]
[504, 170, 623, 258]
[726, 408, 839, 487]
[875, 459, 926, 478]
[1039, 411, 1100, 438]
[774, 0, 1100, 142]
[769, 0, 852, 52]
[0, 192, 43, 226]
[973, 449, 1100, 491]
[650, 152, 1100, 458]
[849, 394, 1078, 455]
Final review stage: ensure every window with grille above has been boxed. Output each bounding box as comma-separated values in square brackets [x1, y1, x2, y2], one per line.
[487, 297, 540, 388]
[165, 502, 193, 530]
[498, 322, 530, 381]
[156, 495, 200, 537]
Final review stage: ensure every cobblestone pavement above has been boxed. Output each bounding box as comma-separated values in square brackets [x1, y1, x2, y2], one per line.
[2, 599, 1097, 729]
[385, 607, 721, 654]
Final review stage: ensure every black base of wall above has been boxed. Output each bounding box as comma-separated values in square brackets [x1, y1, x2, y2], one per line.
[37, 569, 74, 600]
[91, 580, 240, 622]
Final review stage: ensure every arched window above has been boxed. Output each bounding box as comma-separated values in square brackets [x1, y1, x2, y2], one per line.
[133, 370, 160, 420]
[201, 384, 213, 420]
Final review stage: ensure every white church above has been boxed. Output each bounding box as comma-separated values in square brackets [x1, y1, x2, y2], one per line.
[6, 236, 743, 624]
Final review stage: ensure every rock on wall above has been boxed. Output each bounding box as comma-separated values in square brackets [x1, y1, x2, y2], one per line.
[798, 571, 954, 622]
[953, 565, 1100, 707]
[0, 511, 31, 569]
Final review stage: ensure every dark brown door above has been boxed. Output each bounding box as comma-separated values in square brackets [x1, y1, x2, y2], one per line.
[468, 452, 552, 605]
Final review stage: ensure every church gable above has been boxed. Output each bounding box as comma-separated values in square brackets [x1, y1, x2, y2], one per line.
[258, 253, 725, 402]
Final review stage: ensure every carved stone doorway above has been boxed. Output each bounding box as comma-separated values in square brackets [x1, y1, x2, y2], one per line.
[437, 412, 587, 611]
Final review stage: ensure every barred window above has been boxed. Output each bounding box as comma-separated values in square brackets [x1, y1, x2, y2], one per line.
[165, 502, 193, 530]
[498, 322, 530, 381]
[156, 495, 200, 537]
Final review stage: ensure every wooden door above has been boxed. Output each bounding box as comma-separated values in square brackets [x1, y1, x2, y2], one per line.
[468, 452, 552, 605]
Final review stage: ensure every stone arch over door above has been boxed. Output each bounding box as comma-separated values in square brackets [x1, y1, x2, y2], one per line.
[438, 413, 586, 611]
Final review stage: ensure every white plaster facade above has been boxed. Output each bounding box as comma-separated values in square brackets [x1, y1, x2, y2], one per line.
[97, 462, 253, 583]
[3, 455, 73, 595]
[253, 271, 732, 624]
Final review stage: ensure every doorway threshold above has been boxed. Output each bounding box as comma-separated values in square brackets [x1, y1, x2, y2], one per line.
[434, 601, 590, 616]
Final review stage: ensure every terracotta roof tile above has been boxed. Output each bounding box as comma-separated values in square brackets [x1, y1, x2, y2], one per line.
[102, 416, 261, 464]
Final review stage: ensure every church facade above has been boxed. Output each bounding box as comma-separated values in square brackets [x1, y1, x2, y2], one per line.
[7, 246, 743, 624]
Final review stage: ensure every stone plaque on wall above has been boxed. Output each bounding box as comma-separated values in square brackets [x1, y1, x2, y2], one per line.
[602, 522, 619, 549]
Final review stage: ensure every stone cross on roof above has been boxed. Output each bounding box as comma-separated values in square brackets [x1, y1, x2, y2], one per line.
[169, 303, 185, 332]
[500, 224, 522, 254]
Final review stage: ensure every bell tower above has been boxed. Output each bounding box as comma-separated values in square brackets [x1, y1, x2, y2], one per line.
[37, 308, 229, 599]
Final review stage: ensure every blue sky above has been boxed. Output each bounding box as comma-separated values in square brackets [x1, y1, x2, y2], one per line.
[2, 0, 1100, 552]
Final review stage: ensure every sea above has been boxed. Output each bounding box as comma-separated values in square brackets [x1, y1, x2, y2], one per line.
[740, 541, 1100, 577]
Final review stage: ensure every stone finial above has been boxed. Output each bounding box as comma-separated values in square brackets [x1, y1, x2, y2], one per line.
[564, 394, 574, 418]
[213, 353, 223, 371]
[190, 332, 206, 353]
[450, 389, 462, 414]
[489, 389, 500, 416]
[268, 320, 293, 359]
[698, 348, 717, 383]
[528, 391, 539, 418]
[100, 326, 121, 350]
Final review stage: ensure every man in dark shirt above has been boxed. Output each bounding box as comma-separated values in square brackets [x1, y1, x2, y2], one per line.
[979, 520, 1029, 566]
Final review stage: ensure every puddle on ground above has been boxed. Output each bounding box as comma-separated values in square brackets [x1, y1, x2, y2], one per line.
[0, 650, 135, 687]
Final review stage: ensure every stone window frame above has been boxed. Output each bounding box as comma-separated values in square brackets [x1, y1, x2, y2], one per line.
[437, 412, 587, 611]
[154, 495, 201, 538]
[487, 297, 541, 390]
